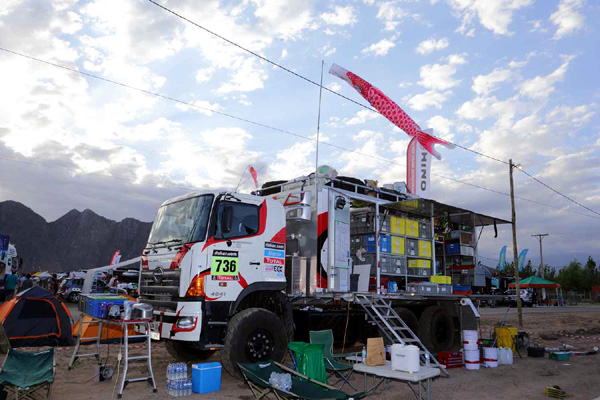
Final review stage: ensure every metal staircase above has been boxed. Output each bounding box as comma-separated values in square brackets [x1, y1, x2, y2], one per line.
[355, 293, 449, 377]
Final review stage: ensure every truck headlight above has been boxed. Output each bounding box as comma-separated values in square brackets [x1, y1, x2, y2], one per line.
[176, 317, 195, 329]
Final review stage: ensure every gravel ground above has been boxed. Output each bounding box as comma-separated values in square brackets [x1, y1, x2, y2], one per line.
[50, 305, 600, 399]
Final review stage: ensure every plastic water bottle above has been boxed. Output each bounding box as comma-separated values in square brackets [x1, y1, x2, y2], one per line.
[187, 380, 192, 396]
[362, 346, 367, 363]
[425, 353, 431, 367]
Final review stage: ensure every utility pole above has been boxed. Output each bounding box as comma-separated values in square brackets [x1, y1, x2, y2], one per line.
[509, 159, 523, 327]
[532, 233, 549, 301]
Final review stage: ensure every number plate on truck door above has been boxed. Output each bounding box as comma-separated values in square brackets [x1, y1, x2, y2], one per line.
[211, 250, 239, 281]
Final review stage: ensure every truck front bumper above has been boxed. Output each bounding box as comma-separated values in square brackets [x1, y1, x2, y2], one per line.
[145, 301, 203, 342]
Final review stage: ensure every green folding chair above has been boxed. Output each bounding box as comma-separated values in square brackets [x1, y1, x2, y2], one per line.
[309, 330, 358, 391]
[0, 348, 55, 400]
[238, 360, 365, 400]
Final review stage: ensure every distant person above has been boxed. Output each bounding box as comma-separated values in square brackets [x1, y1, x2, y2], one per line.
[109, 274, 118, 288]
[4, 270, 18, 300]
[51, 274, 59, 294]
[20, 274, 33, 291]
[18, 273, 26, 287]
[531, 290, 538, 307]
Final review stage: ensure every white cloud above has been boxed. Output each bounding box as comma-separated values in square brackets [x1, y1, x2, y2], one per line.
[550, 0, 585, 40]
[251, 0, 314, 40]
[320, 45, 337, 57]
[418, 54, 466, 90]
[339, 130, 386, 175]
[426, 115, 453, 137]
[519, 56, 574, 99]
[398, 81, 412, 88]
[415, 37, 449, 55]
[472, 68, 512, 95]
[195, 67, 214, 83]
[444, 0, 533, 36]
[320, 6, 357, 26]
[216, 58, 268, 94]
[280, 49, 288, 59]
[408, 90, 452, 110]
[362, 38, 396, 57]
[528, 20, 547, 33]
[326, 82, 342, 92]
[345, 110, 381, 126]
[174, 100, 221, 116]
[376, 1, 408, 31]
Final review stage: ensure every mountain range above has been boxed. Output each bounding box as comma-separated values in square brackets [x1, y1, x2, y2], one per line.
[0, 200, 152, 272]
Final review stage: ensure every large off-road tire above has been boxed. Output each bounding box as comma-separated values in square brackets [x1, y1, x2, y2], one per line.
[418, 306, 455, 354]
[165, 341, 216, 362]
[393, 307, 419, 334]
[221, 308, 288, 379]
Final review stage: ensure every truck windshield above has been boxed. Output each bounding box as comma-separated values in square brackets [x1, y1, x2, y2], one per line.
[148, 194, 214, 246]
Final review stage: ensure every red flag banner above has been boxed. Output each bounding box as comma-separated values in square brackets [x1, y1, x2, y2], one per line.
[249, 166, 258, 188]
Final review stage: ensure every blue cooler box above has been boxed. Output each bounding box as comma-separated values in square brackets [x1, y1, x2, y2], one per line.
[192, 362, 222, 394]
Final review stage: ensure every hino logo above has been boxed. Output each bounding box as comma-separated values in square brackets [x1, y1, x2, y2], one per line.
[420, 151, 428, 191]
[153, 267, 165, 284]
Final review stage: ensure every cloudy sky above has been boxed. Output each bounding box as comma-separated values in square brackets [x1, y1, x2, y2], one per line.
[0, 0, 598, 268]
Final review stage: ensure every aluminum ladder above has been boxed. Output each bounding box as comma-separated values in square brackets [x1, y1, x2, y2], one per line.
[354, 293, 449, 377]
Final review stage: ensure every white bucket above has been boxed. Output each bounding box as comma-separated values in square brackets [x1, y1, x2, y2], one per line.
[483, 347, 498, 368]
[464, 349, 480, 370]
[463, 330, 478, 351]
[391, 344, 420, 373]
[498, 347, 513, 365]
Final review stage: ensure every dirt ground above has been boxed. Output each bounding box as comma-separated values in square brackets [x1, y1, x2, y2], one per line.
[49, 307, 600, 399]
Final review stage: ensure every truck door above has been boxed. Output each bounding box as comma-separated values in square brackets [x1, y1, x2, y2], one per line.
[204, 199, 265, 302]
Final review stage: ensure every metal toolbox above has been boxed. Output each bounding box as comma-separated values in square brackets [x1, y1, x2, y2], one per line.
[408, 267, 431, 277]
[380, 255, 407, 274]
[437, 284, 453, 294]
[418, 221, 432, 239]
[405, 238, 418, 256]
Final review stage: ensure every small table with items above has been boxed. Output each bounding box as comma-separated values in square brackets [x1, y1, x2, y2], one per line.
[69, 294, 157, 398]
[352, 361, 440, 400]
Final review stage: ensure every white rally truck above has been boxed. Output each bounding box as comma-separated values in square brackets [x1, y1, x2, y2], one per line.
[139, 171, 507, 377]
[139, 192, 292, 375]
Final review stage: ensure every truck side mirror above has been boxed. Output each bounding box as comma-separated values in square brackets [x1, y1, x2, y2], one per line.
[222, 206, 233, 234]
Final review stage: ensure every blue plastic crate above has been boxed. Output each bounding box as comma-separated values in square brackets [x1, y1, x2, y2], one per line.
[192, 362, 222, 394]
[445, 243, 460, 255]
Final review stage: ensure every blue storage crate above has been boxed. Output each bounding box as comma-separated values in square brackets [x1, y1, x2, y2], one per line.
[192, 362, 222, 394]
[445, 243, 460, 255]
[365, 234, 391, 253]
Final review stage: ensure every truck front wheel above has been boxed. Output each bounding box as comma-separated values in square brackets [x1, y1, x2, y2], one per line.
[165, 341, 216, 362]
[221, 308, 288, 378]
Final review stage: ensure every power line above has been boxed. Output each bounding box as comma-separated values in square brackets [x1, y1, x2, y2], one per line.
[146, 0, 510, 166]
[2, 47, 599, 221]
[519, 168, 600, 218]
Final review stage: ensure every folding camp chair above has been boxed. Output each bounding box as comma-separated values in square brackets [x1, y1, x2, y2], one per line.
[238, 360, 365, 400]
[310, 330, 359, 391]
[0, 348, 55, 400]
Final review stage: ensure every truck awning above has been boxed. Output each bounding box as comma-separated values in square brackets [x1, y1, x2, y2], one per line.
[382, 198, 511, 226]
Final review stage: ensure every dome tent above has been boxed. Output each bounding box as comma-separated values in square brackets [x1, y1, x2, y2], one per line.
[0, 286, 73, 347]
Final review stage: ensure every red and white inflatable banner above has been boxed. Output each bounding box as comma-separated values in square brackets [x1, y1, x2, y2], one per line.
[406, 136, 431, 197]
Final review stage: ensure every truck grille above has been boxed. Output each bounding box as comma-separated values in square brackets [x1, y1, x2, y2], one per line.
[139, 269, 181, 312]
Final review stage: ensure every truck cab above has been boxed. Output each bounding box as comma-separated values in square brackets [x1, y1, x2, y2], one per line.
[139, 191, 291, 376]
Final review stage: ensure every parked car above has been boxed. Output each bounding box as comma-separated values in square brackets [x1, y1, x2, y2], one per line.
[59, 278, 108, 302]
[503, 288, 533, 307]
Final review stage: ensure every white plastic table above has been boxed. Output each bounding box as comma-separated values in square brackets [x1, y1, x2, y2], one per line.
[353, 361, 440, 400]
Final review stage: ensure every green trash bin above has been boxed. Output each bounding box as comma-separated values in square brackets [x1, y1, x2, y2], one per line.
[288, 341, 327, 384]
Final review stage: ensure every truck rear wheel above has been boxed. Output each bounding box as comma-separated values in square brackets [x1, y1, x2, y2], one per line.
[418, 306, 455, 354]
[222, 308, 288, 379]
[165, 341, 216, 362]
[393, 307, 419, 334]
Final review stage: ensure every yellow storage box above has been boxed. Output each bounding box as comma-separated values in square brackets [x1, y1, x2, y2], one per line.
[391, 236, 405, 255]
[405, 219, 419, 237]
[390, 216, 405, 235]
[408, 259, 431, 269]
[430, 275, 451, 284]
[418, 240, 431, 257]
